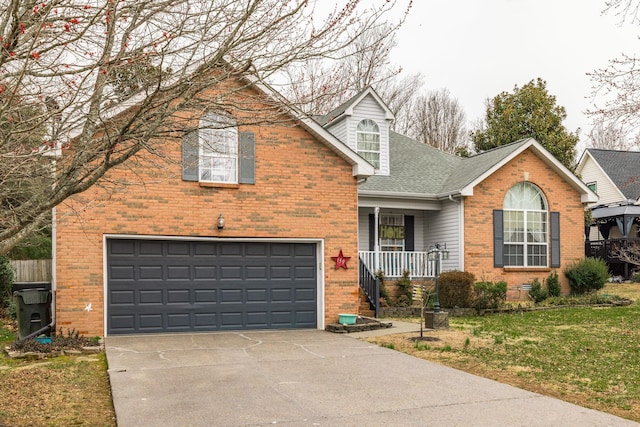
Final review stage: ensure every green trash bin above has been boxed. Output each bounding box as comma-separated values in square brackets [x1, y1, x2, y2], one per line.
[13, 289, 51, 340]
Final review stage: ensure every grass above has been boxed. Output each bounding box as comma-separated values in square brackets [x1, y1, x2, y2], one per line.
[0, 321, 116, 426]
[0, 282, 638, 425]
[365, 282, 640, 423]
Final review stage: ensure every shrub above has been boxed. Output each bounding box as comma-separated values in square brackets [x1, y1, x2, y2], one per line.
[564, 257, 609, 294]
[632, 271, 640, 283]
[474, 280, 507, 309]
[438, 271, 475, 308]
[395, 270, 413, 305]
[0, 255, 14, 311]
[528, 278, 548, 303]
[547, 271, 561, 297]
[376, 270, 391, 306]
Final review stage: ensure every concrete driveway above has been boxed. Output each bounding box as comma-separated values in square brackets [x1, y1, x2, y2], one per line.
[105, 329, 638, 427]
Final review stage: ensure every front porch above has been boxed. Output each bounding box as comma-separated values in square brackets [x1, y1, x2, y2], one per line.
[358, 250, 435, 278]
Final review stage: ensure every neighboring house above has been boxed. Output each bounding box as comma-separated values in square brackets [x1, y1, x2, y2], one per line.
[54, 80, 595, 337]
[576, 148, 640, 277]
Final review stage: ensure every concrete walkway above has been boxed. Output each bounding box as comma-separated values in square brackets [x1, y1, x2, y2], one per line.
[105, 329, 638, 427]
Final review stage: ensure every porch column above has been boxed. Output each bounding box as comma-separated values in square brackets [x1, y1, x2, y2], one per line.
[374, 207, 380, 272]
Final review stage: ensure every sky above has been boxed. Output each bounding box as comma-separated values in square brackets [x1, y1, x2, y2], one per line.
[385, 0, 640, 151]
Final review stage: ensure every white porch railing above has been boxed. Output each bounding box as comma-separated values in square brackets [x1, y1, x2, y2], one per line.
[359, 251, 434, 278]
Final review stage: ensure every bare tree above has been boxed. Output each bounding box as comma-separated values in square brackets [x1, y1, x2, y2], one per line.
[280, 17, 413, 115]
[378, 72, 425, 135]
[0, 0, 409, 254]
[587, 117, 638, 150]
[589, 1, 640, 142]
[408, 88, 468, 155]
[612, 242, 640, 272]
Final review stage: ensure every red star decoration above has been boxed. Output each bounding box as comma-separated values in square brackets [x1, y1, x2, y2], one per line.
[331, 249, 351, 270]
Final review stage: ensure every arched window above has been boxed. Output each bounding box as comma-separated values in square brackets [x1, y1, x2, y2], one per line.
[503, 182, 548, 266]
[356, 119, 380, 169]
[199, 112, 238, 183]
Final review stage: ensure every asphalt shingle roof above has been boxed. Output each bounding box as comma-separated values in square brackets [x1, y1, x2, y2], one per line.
[359, 131, 462, 194]
[587, 148, 640, 201]
[359, 133, 534, 197]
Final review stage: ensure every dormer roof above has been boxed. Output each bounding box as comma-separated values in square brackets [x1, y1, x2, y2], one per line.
[314, 87, 395, 126]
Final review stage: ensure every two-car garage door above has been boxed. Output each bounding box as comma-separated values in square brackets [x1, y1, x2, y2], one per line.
[106, 239, 318, 335]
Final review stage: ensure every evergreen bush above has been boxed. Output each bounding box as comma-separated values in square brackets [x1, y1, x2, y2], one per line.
[546, 271, 561, 297]
[0, 255, 15, 311]
[564, 257, 609, 294]
[394, 270, 413, 306]
[474, 280, 507, 309]
[438, 271, 475, 308]
[528, 278, 548, 303]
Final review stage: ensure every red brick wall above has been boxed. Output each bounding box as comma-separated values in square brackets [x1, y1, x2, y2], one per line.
[54, 85, 360, 336]
[463, 149, 584, 297]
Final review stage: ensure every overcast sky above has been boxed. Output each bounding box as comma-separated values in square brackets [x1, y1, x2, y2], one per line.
[386, 0, 640, 151]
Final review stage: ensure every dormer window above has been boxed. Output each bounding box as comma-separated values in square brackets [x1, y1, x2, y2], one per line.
[356, 119, 380, 169]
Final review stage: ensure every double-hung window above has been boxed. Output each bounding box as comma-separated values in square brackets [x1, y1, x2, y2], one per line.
[503, 182, 548, 267]
[199, 112, 238, 184]
[380, 214, 405, 251]
[356, 119, 380, 169]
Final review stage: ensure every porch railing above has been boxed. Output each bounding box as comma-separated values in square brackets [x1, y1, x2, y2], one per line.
[586, 238, 640, 278]
[586, 238, 640, 263]
[358, 258, 379, 318]
[358, 251, 433, 278]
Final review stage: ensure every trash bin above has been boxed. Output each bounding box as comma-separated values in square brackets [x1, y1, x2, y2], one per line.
[13, 288, 51, 340]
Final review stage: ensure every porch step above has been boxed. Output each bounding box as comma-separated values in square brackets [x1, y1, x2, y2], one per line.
[359, 288, 375, 317]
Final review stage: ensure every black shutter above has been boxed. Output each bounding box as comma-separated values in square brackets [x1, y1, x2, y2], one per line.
[182, 130, 199, 182]
[239, 131, 255, 184]
[550, 212, 560, 268]
[368, 214, 375, 251]
[493, 210, 504, 267]
[404, 215, 414, 251]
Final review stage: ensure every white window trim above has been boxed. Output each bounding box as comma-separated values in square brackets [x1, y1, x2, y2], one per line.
[356, 119, 381, 169]
[199, 112, 239, 184]
[503, 182, 549, 267]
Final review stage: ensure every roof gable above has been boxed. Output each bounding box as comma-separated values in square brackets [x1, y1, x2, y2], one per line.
[578, 148, 640, 202]
[315, 87, 395, 126]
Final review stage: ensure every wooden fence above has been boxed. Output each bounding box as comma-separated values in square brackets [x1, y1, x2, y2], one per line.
[10, 259, 52, 283]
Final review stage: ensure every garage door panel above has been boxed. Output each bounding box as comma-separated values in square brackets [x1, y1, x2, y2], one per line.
[193, 265, 216, 279]
[220, 266, 243, 279]
[167, 266, 190, 280]
[167, 290, 190, 304]
[139, 266, 163, 280]
[110, 265, 135, 280]
[139, 241, 163, 256]
[194, 312, 217, 327]
[110, 290, 135, 305]
[107, 239, 317, 334]
[246, 289, 267, 302]
[194, 289, 217, 303]
[139, 290, 163, 304]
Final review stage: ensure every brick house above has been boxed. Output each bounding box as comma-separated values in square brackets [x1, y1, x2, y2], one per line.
[53, 81, 595, 337]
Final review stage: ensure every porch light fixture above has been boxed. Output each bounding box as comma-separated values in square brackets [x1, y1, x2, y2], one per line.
[217, 213, 225, 231]
[428, 243, 449, 313]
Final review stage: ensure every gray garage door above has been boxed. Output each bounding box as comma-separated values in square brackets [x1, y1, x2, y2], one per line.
[106, 239, 317, 335]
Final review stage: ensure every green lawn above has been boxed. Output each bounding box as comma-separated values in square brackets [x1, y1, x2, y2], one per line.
[368, 283, 640, 422]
